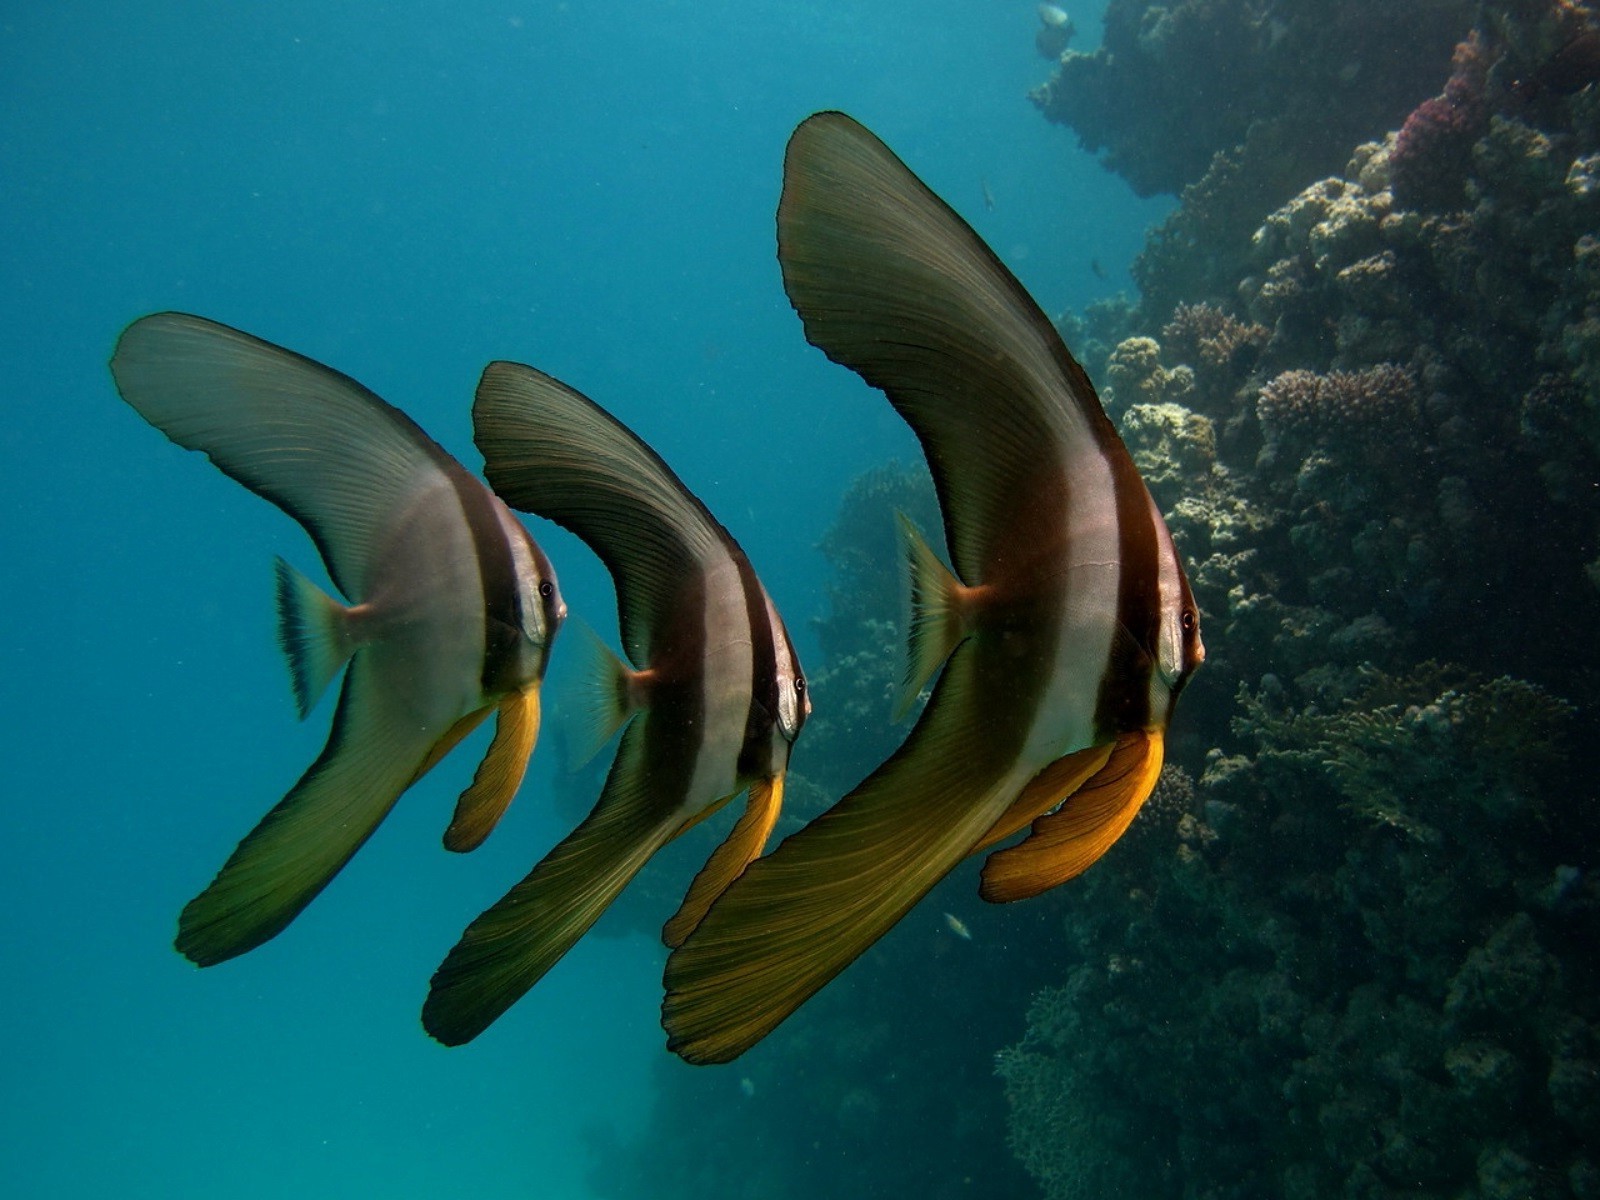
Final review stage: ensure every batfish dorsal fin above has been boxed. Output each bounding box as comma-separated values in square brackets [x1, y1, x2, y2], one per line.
[474, 362, 729, 667]
[778, 111, 1122, 584]
[110, 312, 458, 601]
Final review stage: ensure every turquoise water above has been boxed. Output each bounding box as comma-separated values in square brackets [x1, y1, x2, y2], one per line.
[1, 4, 1165, 1197]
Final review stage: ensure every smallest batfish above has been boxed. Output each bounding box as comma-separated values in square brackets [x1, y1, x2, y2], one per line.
[110, 313, 565, 967]
[422, 361, 808, 1045]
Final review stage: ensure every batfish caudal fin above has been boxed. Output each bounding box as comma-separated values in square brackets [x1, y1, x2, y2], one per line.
[979, 730, 1164, 903]
[568, 620, 643, 768]
[473, 363, 730, 669]
[663, 644, 1025, 1064]
[895, 512, 973, 720]
[424, 717, 679, 1046]
[176, 641, 456, 966]
[778, 113, 1118, 586]
[662, 773, 785, 950]
[443, 683, 542, 853]
[110, 312, 462, 603]
[273, 556, 357, 719]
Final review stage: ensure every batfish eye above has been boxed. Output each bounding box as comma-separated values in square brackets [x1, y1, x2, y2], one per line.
[794, 677, 806, 694]
[539, 580, 554, 598]
[1181, 608, 1196, 633]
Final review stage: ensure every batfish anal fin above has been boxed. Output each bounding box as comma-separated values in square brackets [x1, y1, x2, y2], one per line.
[110, 312, 457, 601]
[969, 740, 1116, 854]
[444, 683, 541, 853]
[979, 729, 1164, 903]
[895, 511, 972, 720]
[662, 644, 1024, 1064]
[424, 716, 679, 1046]
[662, 773, 785, 950]
[273, 556, 356, 719]
[176, 642, 453, 966]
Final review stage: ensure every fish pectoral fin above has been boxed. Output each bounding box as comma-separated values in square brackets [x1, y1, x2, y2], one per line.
[969, 741, 1116, 854]
[176, 645, 449, 966]
[570, 619, 641, 768]
[978, 729, 1164, 903]
[444, 684, 542, 853]
[424, 716, 678, 1046]
[663, 773, 786, 949]
[895, 512, 971, 720]
[663, 644, 1022, 1064]
[273, 556, 356, 719]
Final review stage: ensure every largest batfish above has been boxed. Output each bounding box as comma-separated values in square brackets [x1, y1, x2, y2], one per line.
[110, 313, 565, 966]
[662, 112, 1205, 1063]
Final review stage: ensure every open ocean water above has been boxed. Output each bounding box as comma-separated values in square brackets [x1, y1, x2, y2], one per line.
[1, 4, 1165, 1198]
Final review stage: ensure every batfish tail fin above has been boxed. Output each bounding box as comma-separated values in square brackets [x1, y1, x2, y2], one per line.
[895, 512, 968, 720]
[176, 643, 448, 965]
[662, 773, 784, 950]
[273, 556, 357, 719]
[979, 730, 1164, 903]
[423, 717, 675, 1045]
[662, 646, 1022, 1064]
[569, 620, 640, 769]
[444, 683, 541, 853]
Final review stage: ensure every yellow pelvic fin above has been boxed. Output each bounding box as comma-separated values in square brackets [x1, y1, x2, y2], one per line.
[970, 741, 1116, 854]
[273, 556, 356, 719]
[444, 684, 541, 853]
[663, 773, 785, 949]
[895, 511, 969, 720]
[423, 716, 678, 1046]
[979, 730, 1164, 903]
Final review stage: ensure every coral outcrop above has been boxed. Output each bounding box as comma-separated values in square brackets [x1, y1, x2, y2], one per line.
[594, 6, 1600, 1199]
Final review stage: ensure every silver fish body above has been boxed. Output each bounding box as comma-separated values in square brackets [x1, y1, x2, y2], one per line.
[110, 312, 564, 966]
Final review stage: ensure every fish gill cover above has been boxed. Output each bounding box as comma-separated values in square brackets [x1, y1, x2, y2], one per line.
[597, 2, 1600, 1199]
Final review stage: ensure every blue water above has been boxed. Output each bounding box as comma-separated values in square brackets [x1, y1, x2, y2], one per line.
[1, 4, 1165, 1196]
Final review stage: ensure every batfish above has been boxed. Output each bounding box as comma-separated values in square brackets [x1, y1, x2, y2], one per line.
[662, 112, 1204, 1063]
[110, 312, 565, 966]
[422, 361, 808, 1045]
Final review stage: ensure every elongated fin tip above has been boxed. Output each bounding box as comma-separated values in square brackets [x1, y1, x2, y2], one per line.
[273, 557, 353, 719]
[895, 512, 966, 721]
[569, 621, 638, 767]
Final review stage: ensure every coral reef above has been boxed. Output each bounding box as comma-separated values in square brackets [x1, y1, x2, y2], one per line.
[594, 5, 1600, 1199]
[1032, 0, 1475, 199]
[1001, 666, 1596, 1200]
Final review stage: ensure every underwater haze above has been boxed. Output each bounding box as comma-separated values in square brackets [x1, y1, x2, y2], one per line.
[7, 2, 1600, 1199]
[1, 3, 1155, 1198]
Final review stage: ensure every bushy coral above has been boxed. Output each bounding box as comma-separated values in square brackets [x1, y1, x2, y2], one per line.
[1391, 30, 1496, 210]
[1002, 663, 1597, 1200]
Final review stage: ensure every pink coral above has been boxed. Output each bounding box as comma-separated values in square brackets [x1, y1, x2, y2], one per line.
[1390, 30, 1495, 211]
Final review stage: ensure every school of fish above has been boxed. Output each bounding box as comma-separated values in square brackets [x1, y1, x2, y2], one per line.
[110, 111, 1204, 1062]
